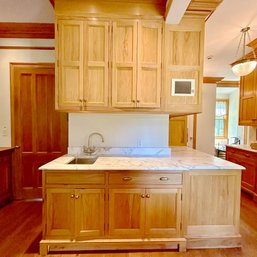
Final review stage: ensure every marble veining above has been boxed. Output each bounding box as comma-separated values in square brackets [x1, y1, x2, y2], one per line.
[39, 146, 244, 171]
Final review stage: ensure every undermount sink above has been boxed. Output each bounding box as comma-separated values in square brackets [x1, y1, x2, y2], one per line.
[68, 156, 98, 165]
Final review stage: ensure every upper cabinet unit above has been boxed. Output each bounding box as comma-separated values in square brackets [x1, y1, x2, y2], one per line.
[112, 20, 162, 109]
[54, 0, 221, 115]
[162, 17, 204, 115]
[56, 19, 109, 111]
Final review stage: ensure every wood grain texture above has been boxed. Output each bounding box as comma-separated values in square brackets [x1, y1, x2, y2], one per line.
[0, 22, 54, 38]
[0, 191, 256, 256]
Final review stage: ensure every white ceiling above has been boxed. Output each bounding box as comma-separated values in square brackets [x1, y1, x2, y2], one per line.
[1, 0, 257, 81]
[204, 0, 257, 81]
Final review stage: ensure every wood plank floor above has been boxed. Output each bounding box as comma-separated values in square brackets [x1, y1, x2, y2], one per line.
[0, 192, 256, 257]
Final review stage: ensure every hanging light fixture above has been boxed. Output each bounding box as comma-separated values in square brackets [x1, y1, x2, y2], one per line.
[231, 27, 257, 77]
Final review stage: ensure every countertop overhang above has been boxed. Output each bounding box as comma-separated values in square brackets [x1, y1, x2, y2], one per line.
[39, 147, 244, 171]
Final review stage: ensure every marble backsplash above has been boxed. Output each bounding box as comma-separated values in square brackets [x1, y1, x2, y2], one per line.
[68, 147, 172, 157]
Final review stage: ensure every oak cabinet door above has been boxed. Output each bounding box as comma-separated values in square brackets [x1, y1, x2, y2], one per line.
[75, 189, 105, 238]
[109, 188, 145, 236]
[84, 21, 109, 107]
[145, 188, 181, 237]
[112, 20, 137, 108]
[46, 188, 75, 239]
[57, 20, 84, 110]
[56, 19, 110, 110]
[112, 20, 162, 109]
[137, 20, 162, 108]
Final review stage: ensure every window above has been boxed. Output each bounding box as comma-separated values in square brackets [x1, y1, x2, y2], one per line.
[215, 100, 229, 139]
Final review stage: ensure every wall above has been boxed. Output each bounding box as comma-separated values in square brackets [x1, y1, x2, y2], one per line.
[69, 113, 169, 148]
[0, 38, 55, 147]
[196, 84, 216, 155]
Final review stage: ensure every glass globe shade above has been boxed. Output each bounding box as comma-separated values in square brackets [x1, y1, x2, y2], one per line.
[231, 59, 257, 77]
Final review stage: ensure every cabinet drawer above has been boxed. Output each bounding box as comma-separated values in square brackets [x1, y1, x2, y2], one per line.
[108, 172, 182, 185]
[45, 172, 105, 185]
[226, 148, 257, 165]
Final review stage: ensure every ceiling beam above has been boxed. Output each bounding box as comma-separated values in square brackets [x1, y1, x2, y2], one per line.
[0, 23, 54, 39]
[165, 0, 191, 24]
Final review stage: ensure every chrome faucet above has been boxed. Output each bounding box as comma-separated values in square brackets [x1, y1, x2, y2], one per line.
[84, 132, 104, 154]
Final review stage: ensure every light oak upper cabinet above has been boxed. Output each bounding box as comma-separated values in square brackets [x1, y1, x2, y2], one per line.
[239, 69, 257, 125]
[112, 20, 162, 108]
[163, 17, 204, 115]
[56, 19, 109, 111]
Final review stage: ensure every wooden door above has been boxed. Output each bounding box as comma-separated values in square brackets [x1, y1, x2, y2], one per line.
[45, 188, 75, 239]
[239, 70, 257, 125]
[57, 20, 84, 110]
[75, 189, 105, 239]
[11, 64, 68, 199]
[85, 21, 109, 108]
[112, 20, 137, 108]
[109, 188, 145, 236]
[137, 20, 162, 108]
[145, 188, 181, 237]
[169, 116, 188, 146]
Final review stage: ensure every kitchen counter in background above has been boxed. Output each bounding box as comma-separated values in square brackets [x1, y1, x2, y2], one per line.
[39, 146, 243, 171]
[225, 144, 257, 153]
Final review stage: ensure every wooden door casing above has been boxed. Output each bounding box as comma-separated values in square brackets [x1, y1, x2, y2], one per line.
[11, 63, 68, 199]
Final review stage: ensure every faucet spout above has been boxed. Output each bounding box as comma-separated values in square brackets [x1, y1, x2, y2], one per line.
[84, 132, 104, 154]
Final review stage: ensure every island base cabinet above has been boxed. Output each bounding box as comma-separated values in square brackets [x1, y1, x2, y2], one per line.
[44, 188, 105, 240]
[182, 170, 241, 249]
[109, 188, 181, 238]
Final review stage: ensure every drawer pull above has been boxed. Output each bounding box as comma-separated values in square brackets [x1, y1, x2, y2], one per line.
[160, 177, 169, 181]
[146, 194, 150, 198]
[141, 194, 145, 198]
[75, 195, 80, 199]
[122, 177, 132, 181]
[244, 154, 250, 158]
[70, 194, 75, 198]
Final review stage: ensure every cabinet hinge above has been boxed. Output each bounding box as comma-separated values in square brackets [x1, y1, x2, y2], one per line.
[181, 194, 183, 201]
[180, 222, 182, 231]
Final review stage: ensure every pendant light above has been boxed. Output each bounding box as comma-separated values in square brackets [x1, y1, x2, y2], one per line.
[231, 27, 257, 77]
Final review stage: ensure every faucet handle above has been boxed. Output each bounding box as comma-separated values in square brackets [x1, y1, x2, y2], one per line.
[83, 145, 96, 155]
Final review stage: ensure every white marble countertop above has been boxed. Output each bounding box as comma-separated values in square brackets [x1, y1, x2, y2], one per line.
[39, 146, 244, 171]
[226, 144, 257, 153]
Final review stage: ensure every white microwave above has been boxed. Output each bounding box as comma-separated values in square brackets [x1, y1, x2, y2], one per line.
[171, 78, 195, 96]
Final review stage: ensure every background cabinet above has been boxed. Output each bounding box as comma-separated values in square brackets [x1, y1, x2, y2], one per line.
[0, 149, 13, 207]
[226, 145, 257, 201]
[112, 20, 162, 109]
[239, 69, 257, 125]
[56, 19, 109, 110]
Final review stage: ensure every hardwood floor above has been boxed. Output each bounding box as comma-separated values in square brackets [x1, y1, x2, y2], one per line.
[0, 192, 256, 257]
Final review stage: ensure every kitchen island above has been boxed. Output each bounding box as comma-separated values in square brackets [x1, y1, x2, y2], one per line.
[39, 147, 243, 255]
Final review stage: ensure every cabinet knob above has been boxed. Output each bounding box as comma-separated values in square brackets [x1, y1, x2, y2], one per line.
[75, 195, 80, 199]
[160, 177, 169, 181]
[70, 194, 75, 198]
[136, 100, 140, 103]
[141, 194, 145, 198]
[146, 194, 150, 198]
[83, 99, 87, 103]
[122, 177, 132, 182]
[132, 100, 136, 103]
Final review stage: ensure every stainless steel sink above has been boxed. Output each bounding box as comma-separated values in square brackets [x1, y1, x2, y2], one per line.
[68, 156, 98, 164]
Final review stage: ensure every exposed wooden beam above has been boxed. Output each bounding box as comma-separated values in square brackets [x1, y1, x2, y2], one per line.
[203, 77, 224, 84]
[165, 0, 191, 24]
[0, 23, 54, 39]
[216, 80, 240, 87]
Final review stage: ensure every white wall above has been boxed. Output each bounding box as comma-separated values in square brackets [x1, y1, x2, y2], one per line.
[69, 113, 169, 148]
[196, 84, 216, 155]
[0, 38, 54, 147]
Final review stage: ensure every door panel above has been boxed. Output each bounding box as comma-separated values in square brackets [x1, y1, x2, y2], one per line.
[11, 64, 68, 199]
